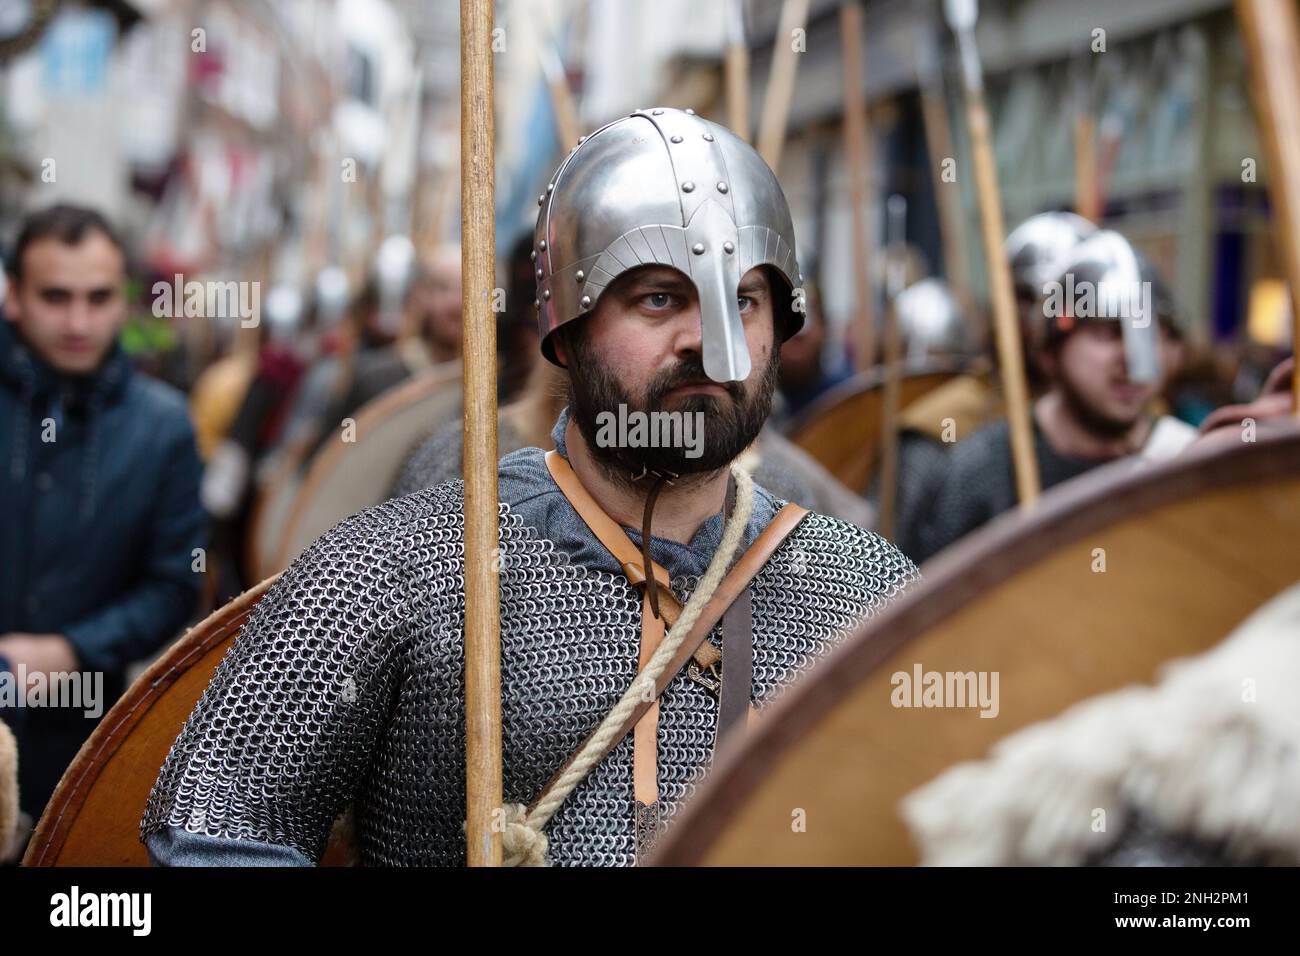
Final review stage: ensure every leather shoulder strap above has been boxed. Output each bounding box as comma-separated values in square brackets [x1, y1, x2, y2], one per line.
[545, 450, 679, 602]
[527, 495, 810, 816]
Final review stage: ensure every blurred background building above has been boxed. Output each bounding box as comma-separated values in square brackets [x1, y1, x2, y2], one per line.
[0, 0, 1287, 380]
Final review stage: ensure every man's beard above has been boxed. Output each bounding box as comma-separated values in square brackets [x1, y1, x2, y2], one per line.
[565, 335, 780, 487]
[1058, 367, 1142, 441]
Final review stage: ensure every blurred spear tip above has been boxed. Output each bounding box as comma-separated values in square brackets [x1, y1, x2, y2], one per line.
[943, 0, 978, 32]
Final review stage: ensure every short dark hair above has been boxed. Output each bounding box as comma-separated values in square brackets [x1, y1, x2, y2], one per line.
[7, 203, 126, 283]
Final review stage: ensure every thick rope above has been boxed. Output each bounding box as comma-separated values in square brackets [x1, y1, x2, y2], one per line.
[499, 463, 756, 865]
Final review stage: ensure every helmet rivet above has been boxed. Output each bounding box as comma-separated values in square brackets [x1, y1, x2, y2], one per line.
[578, 135, 586, 145]
[671, 135, 683, 144]
[652, 109, 664, 115]
[542, 289, 551, 300]
[534, 299, 540, 310]
[535, 268, 543, 279]
[547, 183, 554, 193]
[538, 194, 545, 205]
[539, 240, 547, 251]
[580, 295, 591, 308]
[530, 251, 537, 262]
[681, 181, 695, 192]
[703, 133, 714, 142]
[692, 243, 705, 255]
[717, 182, 728, 193]
[684, 108, 696, 115]
[575, 270, 585, 282]
[723, 241, 735, 254]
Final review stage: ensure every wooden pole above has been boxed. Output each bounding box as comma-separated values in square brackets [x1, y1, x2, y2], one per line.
[1074, 113, 1099, 221]
[840, 1, 878, 372]
[919, 85, 970, 304]
[1072, 53, 1100, 222]
[756, 0, 810, 173]
[1237, 0, 1300, 417]
[877, 195, 907, 541]
[725, 0, 751, 141]
[912, 13, 972, 335]
[946, 0, 1040, 505]
[461, 0, 502, 867]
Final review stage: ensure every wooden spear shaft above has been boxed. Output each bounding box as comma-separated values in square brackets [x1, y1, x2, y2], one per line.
[1237, 0, 1300, 417]
[1074, 112, 1099, 221]
[877, 195, 907, 541]
[1072, 54, 1100, 222]
[726, 29, 751, 140]
[461, 0, 502, 867]
[919, 85, 971, 307]
[757, 0, 810, 173]
[950, 6, 1041, 505]
[912, 16, 972, 318]
[840, 0, 878, 372]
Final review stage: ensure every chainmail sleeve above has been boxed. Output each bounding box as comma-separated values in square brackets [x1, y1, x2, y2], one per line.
[749, 509, 920, 704]
[140, 485, 465, 863]
[913, 423, 1010, 563]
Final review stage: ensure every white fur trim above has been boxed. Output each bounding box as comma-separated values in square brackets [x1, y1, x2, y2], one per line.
[900, 583, 1300, 865]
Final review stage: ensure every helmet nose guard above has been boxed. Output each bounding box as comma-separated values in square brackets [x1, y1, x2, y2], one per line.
[534, 107, 800, 384]
[1052, 230, 1165, 385]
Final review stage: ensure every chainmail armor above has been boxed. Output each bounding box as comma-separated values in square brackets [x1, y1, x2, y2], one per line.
[142, 481, 916, 865]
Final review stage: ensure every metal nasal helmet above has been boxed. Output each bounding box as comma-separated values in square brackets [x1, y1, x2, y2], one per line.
[533, 107, 803, 384]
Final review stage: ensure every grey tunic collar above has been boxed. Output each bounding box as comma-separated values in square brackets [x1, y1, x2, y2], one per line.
[498, 407, 777, 582]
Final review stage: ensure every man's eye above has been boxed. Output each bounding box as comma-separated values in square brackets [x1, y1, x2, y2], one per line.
[738, 295, 754, 312]
[641, 292, 673, 309]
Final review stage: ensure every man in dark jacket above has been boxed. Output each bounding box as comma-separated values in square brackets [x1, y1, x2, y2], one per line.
[0, 204, 206, 849]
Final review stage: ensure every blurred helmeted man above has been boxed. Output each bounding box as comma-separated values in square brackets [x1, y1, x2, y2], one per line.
[917, 230, 1196, 562]
[884, 216, 1095, 560]
[1005, 211, 1098, 382]
[142, 107, 917, 867]
[322, 242, 464, 435]
[894, 277, 980, 366]
[0, 205, 206, 852]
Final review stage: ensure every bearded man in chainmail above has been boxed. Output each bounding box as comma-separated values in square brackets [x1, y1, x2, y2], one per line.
[141, 108, 918, 867]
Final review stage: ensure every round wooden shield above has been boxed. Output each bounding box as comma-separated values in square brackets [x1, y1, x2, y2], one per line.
[788, 363, 961, 489]
[652, 425, 1300, 865]
[24, 579, 277, 866]
[272, 365, 463, 572]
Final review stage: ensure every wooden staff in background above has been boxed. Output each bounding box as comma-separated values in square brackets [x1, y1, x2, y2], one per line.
[1237, 0, 1300, 417]
[841, 0, 879, 372]
[912, 11, 971, 312]
[757, 0, 810, 173]
[945, 0, 1041, 506]
[877, 194, 907, 541]
[1072, 50, 1101, 223]
[461, 0, 502, 867]
[725, 0, 751, 141]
